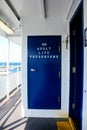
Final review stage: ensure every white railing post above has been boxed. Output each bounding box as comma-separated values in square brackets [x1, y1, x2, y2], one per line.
[6, 40, 10, 99]
[17, 66, 19, 90]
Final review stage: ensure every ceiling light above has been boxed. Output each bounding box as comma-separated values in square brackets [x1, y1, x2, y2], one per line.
[0, 19, 14, 34]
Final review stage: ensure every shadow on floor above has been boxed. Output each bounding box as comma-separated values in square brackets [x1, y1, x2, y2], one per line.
[0, 89, 69, 130]
[0, 99, 27, 130]
[0, 89, 21, 120]
[0, 118, 27, 130]
[0, 114, 68, 130]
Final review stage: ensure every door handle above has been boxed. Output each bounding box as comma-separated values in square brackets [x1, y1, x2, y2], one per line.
[31, 68, 36, 72]
[58, 72, 60, 78]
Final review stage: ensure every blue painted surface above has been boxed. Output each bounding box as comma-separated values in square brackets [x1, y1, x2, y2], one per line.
[27, 36, 61, 109]
[69, 1, 84, 130]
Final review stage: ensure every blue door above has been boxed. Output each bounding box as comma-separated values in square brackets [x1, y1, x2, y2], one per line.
[27, 36, 61, 109]
[69, 1, 84, 130]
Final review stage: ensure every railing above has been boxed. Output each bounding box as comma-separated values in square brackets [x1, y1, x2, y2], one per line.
[0, 66, 21, 102]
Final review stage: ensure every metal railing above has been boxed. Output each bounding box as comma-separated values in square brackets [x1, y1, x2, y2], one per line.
[0, 66, 21, 102]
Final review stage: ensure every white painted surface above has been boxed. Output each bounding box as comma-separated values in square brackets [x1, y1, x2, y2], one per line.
[66, 0, 81, 21]
[0, 71, 21, 100]
[0, 0, 20, 28]
[82, 0, 87, 129]
[0, 76, 7, 99]
[6, 40, 10, 99]
[84, 0, 87, 29]
[21, 0, 70, 118]
[0, 29, 6, 37]
[82, 48, 87, 130]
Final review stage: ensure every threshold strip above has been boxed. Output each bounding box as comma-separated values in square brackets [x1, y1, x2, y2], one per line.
[57, 118, 76, 130]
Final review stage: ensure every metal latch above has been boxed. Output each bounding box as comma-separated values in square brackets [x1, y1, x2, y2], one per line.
[31, 68, 36, 72]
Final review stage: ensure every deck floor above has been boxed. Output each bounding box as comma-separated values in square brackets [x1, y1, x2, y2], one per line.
[0, 90, 72, 130]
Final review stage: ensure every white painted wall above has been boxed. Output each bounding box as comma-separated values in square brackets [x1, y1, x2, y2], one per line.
[84, 0, 87, 29]
[82, 0, 87, 129]
[21, 0, 70, 118]
[82, 47, 87, 130]
[0, 29, 6, 37]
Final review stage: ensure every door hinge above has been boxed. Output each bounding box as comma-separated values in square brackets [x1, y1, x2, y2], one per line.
[72, 67, 76, 74]
[72, 30, 76, 36]
[72, 103, 75, 110]
[58, 96, 61, 102]
[58, 46, 60, 53]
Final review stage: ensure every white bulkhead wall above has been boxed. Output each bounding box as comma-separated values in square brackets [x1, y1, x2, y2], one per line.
[82, 0, 87, 129]
[21, 0, 70, 117]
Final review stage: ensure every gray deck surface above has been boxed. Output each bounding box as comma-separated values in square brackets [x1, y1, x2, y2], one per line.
[0, 89, 68, 130]
[0, 89, 21, 120]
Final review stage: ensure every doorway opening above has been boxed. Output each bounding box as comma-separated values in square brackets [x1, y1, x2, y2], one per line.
[69, 1, 84, 130]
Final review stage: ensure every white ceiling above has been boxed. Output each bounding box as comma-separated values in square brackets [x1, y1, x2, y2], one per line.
[10, 0, 23, 17]
[44, 0, 71, 18]
[0, 0, 72, 26]
[22, 0, 72, 19]
[0, 0, 73, 44]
